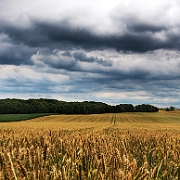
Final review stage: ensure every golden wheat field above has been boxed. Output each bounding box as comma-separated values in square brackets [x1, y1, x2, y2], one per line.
[1, 111, 180, 179]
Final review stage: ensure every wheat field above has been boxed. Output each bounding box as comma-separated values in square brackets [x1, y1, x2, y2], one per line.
[0, 111, 180, 179]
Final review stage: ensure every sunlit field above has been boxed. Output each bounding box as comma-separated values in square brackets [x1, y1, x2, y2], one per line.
[0, 111, 180, 179]
[1, 110, 180, 130]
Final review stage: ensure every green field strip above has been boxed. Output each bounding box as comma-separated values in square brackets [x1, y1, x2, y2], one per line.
[0, 113, 52, 122]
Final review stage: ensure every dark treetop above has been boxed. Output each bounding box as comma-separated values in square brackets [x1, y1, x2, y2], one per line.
[0, 98, 159, 114]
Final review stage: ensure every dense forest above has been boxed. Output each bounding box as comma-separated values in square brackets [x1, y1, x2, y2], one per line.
[0, 98, 159, 114]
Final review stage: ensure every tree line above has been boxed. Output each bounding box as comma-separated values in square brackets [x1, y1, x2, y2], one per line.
[0, 98, 159, 114]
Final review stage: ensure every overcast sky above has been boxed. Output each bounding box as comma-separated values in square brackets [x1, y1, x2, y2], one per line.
[0, 0, 180, 108]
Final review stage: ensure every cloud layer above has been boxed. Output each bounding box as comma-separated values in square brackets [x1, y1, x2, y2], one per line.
[0, 0, 180, 107]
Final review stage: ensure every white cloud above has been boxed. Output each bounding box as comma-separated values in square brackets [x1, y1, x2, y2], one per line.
[1, 0, 179, 34]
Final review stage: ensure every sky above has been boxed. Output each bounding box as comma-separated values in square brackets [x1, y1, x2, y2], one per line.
[0, 0, 180, 108]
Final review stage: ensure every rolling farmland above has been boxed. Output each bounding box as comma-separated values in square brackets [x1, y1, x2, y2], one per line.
[0, 111, 180, 179]
[1, 110, 180, 130]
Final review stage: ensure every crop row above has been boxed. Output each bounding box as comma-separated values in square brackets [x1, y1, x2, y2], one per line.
[0, 127, 180, 179]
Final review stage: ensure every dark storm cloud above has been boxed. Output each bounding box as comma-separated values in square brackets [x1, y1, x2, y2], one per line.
[0, 45, 36, 65]
[1, 20, 180, 53]
[72, 52, 112, 67]
[32, 50, 112, 72]
[2, 77, 59, 94]
[128, 23, 167, 33]
[43, 52, 152, 81]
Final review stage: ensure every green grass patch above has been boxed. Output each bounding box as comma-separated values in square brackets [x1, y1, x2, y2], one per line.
[0, 113, 53, 122]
